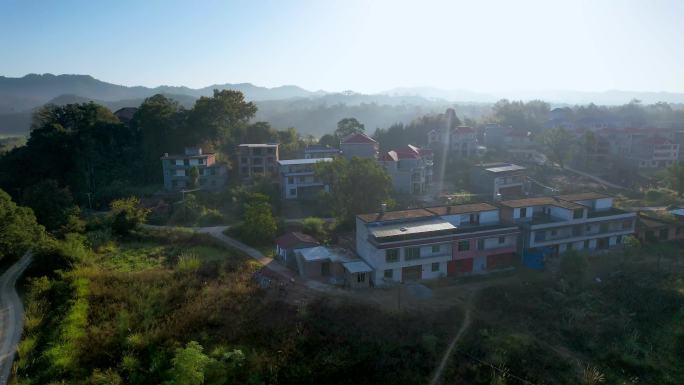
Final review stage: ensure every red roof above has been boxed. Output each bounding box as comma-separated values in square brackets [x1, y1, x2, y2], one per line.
[341, 132, 377, 144]
[275, 232, 319, 249]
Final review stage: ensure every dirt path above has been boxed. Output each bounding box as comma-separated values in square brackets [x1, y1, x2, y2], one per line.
[428, 294, 474, 385]
[0, 253, 32, 385]
[565, 166, 629, 190]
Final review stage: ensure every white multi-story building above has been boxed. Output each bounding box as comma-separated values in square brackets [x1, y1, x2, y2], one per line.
[499, 193, 636, 257]
[428, 125, 480, 158]
[378, 145, 433, 195]
[278, 158, 332, 200]
[355, 203, 520, 285]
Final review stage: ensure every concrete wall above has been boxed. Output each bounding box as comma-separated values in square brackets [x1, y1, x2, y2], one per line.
[341, 143, 377, 159]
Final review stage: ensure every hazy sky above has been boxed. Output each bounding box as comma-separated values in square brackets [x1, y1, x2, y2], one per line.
[1, 0, 683, 93]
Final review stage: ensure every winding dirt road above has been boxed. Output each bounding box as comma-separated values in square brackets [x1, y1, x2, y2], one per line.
[0, 253, 32, 385]
[428, 295, 473, 385]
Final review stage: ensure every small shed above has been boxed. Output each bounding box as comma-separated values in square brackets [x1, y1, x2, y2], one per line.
[295, 246, 358, 281]
[275, 232, 319, 269]
[342, 260, 373, 288]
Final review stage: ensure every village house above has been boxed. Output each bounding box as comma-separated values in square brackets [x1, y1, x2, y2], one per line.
[470, 162, 529, 201]
[340, 132, 379, 160]
[498, 193, 636, 260]
[160, 147, 228, 191]
[238, 143, 279, 179]
[294, 246, 373, 288]
[278, 158, 332, 200]
[355, 203, 520, 285]
[275, 232, 320, 269]
[304, 144, 340, 159]
[427, 125, 480, 158]
[378, 145, 433, 195]
[635, 211, 684, 243]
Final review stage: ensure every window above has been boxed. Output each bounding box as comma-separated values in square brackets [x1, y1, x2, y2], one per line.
[477, 239, 485, 250]
[534, 231, 546, 242]
[431, 263, 439, 272]
[289, 188, 296, 196]
[458, 240, 470, 251]
[567, 242, 573, 251]
[584, 240, 590, 249]
[573, 209, 584, 219]
[183, 159, 189, 166]
[405, 247, 421, 260]
[241, 157, 248, 164]
[519, 208, 527, 218]
[384, 269, 393, 279]
[357, 273, 365, 283]
[498, 236, 506, 244]
[622, 220, 632, 230]
[616, 235, 623, 244]
[600, 223, 609, 233]
[385, 249, 399, 263]
[288, 177, 294, 184]
[431, 245, 440, 253]
[551, 229, 557, 236]
[586, 225, 592, 232]
[659, 228, 669, 240]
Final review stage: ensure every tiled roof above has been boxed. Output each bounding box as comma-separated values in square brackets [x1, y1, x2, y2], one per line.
[556, 192, 610, 201]
[499, 197, 584, 210]
[275, 232, 320, 249]
[358, 208, 435, 223]
[426, 203, 498, 215]
[341, 132, 377, 144]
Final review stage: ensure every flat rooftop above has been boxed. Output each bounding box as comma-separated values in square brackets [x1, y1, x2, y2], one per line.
[239, 143, 278, 148]
[278, 158, 333, 166]
[556, 192, 610, 201]
[499, 197, 584, 210]
[370, 218, 456, 239]
[485, 164, 526, 173]
[427, 203, 498, 216]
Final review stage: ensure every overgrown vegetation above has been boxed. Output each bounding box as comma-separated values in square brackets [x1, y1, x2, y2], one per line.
[444, 246, 684, 385]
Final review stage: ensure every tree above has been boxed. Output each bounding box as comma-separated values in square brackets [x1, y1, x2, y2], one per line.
[315, 157, 391, 224]
[166, 341, 211, 385]
[318, 134, 338, 148]
[0, 189, 45, 262]
[22, 179, 80, 234]
[240, 193, 277, 244]
[242, 121, 277, 144]
[538, 127, 575, 168]
[335, 117, 365, 139]
[133, 94, 185, 183]
[302, 217, 327, 241]
[186, 89, 257, 149]
[109, 197, 150, 236]
[188, 166, 200, 189]
[666, 161, 684, 195]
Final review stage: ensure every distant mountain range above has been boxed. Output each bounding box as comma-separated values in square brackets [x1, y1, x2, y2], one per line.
[1, 73, 683, 137]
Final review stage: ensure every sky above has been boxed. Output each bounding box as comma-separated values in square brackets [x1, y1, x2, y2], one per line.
[1, 0, 683, 94]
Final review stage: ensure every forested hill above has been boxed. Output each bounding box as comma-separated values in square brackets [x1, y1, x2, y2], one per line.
[0, 74, 463, 137]
[0, 74, 320, 113]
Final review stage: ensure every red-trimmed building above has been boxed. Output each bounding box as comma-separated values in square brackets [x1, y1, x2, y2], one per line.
[378, 144, 433, 195]
[355, 203, 519, 285]
[340, 132, 379, 160]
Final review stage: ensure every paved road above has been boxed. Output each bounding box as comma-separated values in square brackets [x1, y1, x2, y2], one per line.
[0, 253, 32, 385]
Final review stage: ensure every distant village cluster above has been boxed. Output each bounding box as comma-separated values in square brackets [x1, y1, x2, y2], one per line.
[113, 106, 684, 289]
